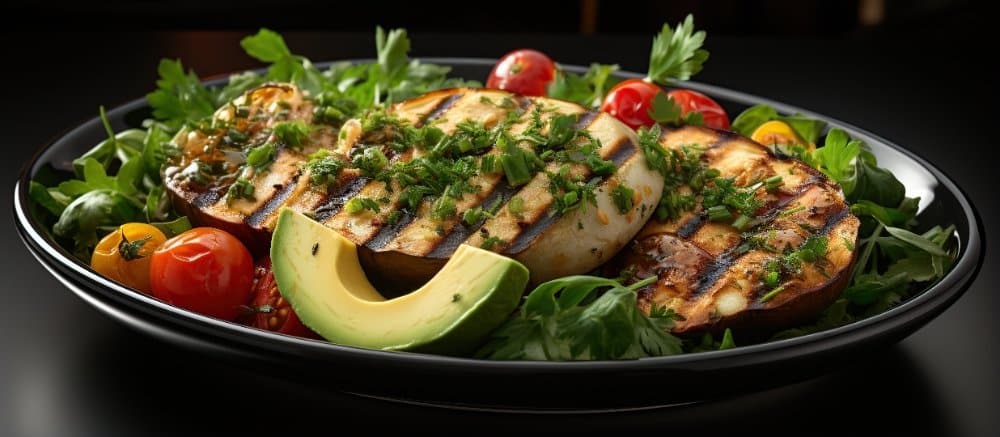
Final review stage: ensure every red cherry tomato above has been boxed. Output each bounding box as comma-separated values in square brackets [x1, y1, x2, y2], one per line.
[486, 49, 556, 96]
[600, 78, 662, 129]
[239, 257, 318, 338]
[150, 228, 254, 321]
[667, 89, 731, 130]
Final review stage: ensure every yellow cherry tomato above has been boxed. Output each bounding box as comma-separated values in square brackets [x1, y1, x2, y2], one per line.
[751, 120, 814, 151]
[90, 223, 168, 293]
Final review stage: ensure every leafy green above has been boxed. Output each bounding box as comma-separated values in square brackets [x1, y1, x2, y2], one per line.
[478, 276, 682, 361]
[273, 120, 312, 149]
[241, 28, 327, 96]
[812, 129, 861, 188]
[730, 104, 828, 144]
[731, 105, 779, 137]
[647, 92, 702, 126]
[686, 328, 737, 352]
[34, 109, 190, 258]
[611, 184, 634, 214]
[848, 149, 906, 206]
[547, 63, 620, 107]
[146, 59, 218, 130]
[246, 143, 277, 171]
[647, 14, 709, 84]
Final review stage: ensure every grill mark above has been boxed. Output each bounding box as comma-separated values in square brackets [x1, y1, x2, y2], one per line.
[193, 189, 223, 208]
[511, 95, 532, 113]
[504, 211, 559, 255]
[246, 175, 299, 228]
[426, 180, 518, 259]
[605, 139, 638, 166]
[475, 114, 636, 256]
[707, 131, 735, 149]
[815, 204, 850, 236]
[574, 110, 600, 129]
[364, 211, 417, 251]
[396, 98, 539, 258]
[419, 93, 463, 126]
[312, 176, 368, 222]
[677, 214, 706, 239]
[687, 191, 851, 298]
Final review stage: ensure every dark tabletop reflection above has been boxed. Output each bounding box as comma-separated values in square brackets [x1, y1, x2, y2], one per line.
[3, 320, 956, 435]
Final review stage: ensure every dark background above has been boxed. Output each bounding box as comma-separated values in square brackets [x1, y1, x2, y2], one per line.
[2, 1, 995, 435]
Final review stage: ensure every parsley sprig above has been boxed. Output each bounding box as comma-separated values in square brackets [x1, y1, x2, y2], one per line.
[478, 275, 682, 360]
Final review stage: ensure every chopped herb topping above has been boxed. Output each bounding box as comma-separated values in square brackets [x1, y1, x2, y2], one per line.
[480, 235, 505, 250]
[351, 147, 389, 177]
[304, 149, 346, 186]
[246, 143, 277, 171]
[344, 197, 380, 214]
[227, 177, 255, 201]
[273, 120, 312, 149]
[431, 194, 457, 221]
[462, 207, 490, 226]
[611, 184, 635, 214]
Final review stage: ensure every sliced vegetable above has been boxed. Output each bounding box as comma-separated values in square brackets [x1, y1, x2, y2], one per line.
[239, 257, 318, 338]
[150, 228, 255, 320]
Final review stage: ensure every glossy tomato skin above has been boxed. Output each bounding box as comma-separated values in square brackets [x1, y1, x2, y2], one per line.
[150, 228, 254, 321]
[239, 257, 319, 338]
[486, 49, 556, 96]
[667, 89, 731, 130]
[91, 223, 167, 293]
[600, 78, 662, 129]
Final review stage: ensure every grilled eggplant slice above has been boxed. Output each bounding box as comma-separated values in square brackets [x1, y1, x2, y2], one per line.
[614, 125, 860, 337]
[164, 84, 663, 289]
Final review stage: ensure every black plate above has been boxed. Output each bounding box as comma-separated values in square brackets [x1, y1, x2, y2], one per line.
[13, 59, 984, 412]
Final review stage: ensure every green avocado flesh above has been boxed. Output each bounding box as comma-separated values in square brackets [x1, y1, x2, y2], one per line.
[270, 209, 529, 355]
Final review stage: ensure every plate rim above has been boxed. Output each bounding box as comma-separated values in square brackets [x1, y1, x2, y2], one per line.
[12, 57, 986, 371]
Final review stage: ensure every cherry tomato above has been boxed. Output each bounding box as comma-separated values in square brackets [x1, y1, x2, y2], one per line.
[150, 228, 254, 321]
[666, 89, 731, 130]
[91, 223, 168, 293]
[239, 257, 319, 338]
[600, 78, 662, 129]
[486, 49, 556, 96]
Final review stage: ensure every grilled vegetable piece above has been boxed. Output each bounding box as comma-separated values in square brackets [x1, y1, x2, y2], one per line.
[163, 84, 663, 289]
[614, 125, 859, 337]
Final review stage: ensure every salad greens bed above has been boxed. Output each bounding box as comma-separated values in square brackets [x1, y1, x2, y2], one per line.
[28, 17, 956, 360]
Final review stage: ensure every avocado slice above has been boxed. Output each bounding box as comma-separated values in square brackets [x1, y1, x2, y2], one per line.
[270, 209, 529, 355]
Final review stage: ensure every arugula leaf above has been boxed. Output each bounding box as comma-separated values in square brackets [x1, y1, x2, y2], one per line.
[848, 150, 906, 206]
[780, 115, 826, 145]
[813, 128, 861, 190]
[850, 197, 918, 227]
[730, 104, 827, 145]
[479, 276, 682, 360]
[53, 190, 141, 258]
[731, 105, 779, 136]
[29, 181, 68, 217]
[647, 14, 709, 84]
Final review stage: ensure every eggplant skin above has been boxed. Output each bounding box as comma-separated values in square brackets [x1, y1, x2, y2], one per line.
[612, 125, 861, 338]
